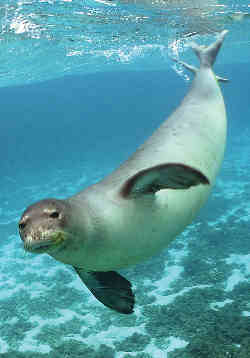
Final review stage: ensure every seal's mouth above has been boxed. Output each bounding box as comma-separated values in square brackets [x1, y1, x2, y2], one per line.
[25, 240, 55, 252]
[24, 231, 66, 253]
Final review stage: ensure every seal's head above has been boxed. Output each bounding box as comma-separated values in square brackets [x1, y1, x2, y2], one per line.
[19, 198, 71, 254]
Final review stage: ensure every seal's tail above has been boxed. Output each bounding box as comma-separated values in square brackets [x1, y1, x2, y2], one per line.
[173, 30, 228, 82]
[191, 30, 228, 68]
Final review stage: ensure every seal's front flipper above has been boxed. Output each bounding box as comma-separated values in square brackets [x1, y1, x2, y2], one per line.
[121, 163, 209, 198]
[74, 267, 135, 314]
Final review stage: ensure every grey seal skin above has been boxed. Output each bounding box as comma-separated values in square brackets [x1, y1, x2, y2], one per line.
[19, 31, 228, 314]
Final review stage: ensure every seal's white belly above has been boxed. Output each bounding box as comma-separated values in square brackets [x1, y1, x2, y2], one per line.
[69, 184, 209, 271]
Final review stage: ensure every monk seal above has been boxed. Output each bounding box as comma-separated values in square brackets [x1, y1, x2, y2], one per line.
[19, 31, 228, 314]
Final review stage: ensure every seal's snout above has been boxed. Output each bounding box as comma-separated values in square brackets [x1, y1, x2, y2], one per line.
[18, 217, 28, 241]
[19, 198, 69, 253]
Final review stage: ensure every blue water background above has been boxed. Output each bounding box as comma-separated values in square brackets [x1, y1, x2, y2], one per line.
[1, 61, 250, 357]
[1, 0, 250, 353]
[2, 63, 249, 211]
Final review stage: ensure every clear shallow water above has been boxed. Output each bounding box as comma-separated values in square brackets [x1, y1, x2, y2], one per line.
[1, 0, 250, 357]
[2, 62, 250, 357]
[0, 0, 250, 86]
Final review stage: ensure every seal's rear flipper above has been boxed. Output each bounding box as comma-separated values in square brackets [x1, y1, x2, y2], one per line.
[74, 267, 135, 314]
[121, 163, 209, 198]
[172, 30, 229, 82]
[191, 29, 228, 68]
[172, 59, 228, 83]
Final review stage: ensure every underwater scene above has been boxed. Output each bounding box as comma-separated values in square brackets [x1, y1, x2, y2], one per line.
[1, 0, 250, 357]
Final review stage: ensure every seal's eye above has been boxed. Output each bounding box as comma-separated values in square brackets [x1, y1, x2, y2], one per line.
[19, 222, 26, 230]
[49, 211, 59, 219]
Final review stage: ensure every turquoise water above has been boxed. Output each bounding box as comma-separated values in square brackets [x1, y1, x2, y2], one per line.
[0, 0, 250, 86]
[1, 0, 250, 357]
